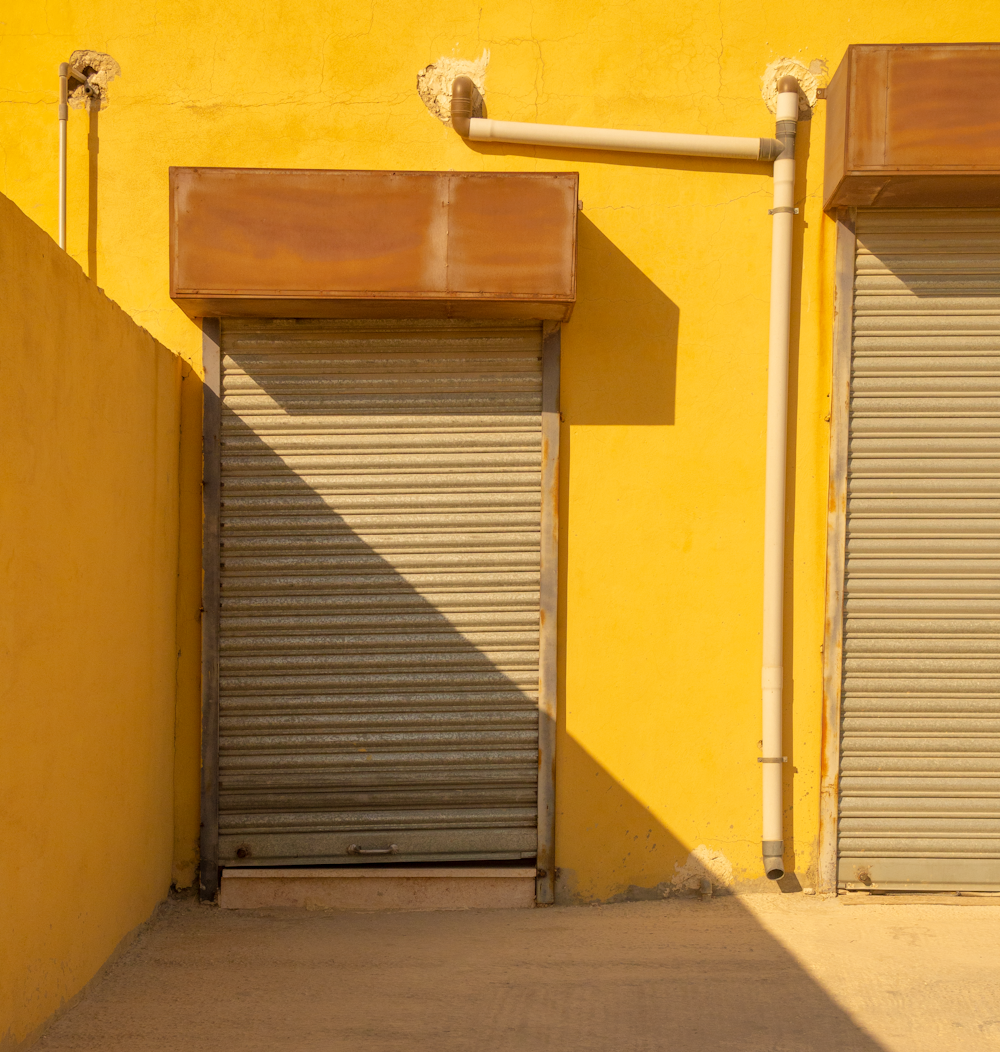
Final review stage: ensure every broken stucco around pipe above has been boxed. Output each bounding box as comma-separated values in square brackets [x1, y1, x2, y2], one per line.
[761, 57, 822, 116]
[417, 51, 488, 124]
[67, 50, 120, 107]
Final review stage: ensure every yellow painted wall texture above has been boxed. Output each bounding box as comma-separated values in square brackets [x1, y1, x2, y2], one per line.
[4, 0, 1000, 937]
[0, 192, 185, 1047]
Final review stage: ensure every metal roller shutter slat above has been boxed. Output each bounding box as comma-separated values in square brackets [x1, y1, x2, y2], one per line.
[221, 691, 539, 714]
[219, 809, 539, 836]
[219, 766, 539, 789]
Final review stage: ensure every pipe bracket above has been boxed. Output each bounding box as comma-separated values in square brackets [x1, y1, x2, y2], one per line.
[768, 206, 799, 215]
[757, 757, 788, 763]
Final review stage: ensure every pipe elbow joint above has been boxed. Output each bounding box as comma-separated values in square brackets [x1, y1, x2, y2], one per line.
[763, 841, 785, 881]
[450, 76, 475, 137]
[777, 75, 800, 95]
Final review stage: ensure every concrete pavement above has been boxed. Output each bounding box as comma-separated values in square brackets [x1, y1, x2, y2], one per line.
[31, 892, 1000, 1052]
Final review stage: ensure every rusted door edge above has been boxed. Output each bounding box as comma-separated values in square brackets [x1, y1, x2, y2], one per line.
[199, 317, 222, 902]
[818, 211, 856, 895]
[536, 324, 561, 904]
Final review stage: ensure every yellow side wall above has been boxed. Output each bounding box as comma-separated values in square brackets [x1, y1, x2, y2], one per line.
[0, 192, 183, 1047]
[4, 3, 999, 921]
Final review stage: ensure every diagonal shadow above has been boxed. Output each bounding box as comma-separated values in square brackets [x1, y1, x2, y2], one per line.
[563, 216, 679, 425]
[15, 311, 889, 1052]
[197, 318, 888, 1052]
[545, 739, 889, 1052]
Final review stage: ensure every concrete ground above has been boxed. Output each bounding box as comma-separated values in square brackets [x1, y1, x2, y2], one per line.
[33, 892, 1000, 1052]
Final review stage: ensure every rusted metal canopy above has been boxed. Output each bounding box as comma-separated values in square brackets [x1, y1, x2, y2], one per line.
[825, 44, 1000, 210]
[170, 168, 578, 320]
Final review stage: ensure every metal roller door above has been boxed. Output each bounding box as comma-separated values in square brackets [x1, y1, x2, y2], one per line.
[215, 318, 546, 867]
[839, 209, 1000, 891]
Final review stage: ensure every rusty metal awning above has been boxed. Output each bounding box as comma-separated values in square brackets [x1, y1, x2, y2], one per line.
[169, 168, 578, 320]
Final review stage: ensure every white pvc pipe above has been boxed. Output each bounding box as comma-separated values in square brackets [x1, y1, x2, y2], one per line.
[57, 63, 96, 251]
[58, 63, 69, 249]
[760, 83, 799, 881]
[452, 74, 801, 881]
[467, 116, 776, 161]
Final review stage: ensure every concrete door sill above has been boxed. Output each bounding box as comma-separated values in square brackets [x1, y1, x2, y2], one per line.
[220, 866, 537, 910]
[839, 892, 1000, 906]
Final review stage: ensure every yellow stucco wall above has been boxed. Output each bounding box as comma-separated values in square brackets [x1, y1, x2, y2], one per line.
[0, 192, 184, 1047]
[4, 2, 1000, 925]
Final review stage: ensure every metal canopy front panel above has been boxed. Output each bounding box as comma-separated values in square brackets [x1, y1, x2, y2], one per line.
[170, 169, 578, 321]
[217, 318, 543, 866]
[839, 209, 1000, 890]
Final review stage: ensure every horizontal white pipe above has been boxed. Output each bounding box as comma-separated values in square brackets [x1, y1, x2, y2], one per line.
[467, 116, 768, 161]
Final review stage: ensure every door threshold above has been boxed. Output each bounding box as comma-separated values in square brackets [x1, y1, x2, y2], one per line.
[220, 865, 537, 911]
[839, 890, 1000, 906]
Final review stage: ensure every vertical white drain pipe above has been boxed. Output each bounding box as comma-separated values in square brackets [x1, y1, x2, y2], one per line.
[760, 76, 799, 881]
[57, 63, 94, 251]
[58, 63, 69, 249]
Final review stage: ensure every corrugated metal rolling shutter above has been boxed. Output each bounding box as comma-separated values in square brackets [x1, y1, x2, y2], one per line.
[217, 319, 543, 866]
[839, 210, 1000, 891]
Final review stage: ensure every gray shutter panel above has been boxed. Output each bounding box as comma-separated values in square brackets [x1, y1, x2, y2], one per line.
[217, 319, 543, 865]
[840, 210, 1000, 891]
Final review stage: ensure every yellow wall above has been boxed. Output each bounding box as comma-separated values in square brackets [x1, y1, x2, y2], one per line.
[0, 192, 184, 1047]
[4, 2, 1000, 920]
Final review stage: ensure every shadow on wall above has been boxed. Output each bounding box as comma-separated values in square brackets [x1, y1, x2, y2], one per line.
[555, 731, 702, 903]
[562, 216, 679, 425]
[555, 731, 802, 903]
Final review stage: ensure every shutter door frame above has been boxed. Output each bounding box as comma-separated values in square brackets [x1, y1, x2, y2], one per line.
[198, 319, 560, 903]
[821, 208, 1000, 894]
[200, 317, 223, 902]
[819, 210, 857, 896]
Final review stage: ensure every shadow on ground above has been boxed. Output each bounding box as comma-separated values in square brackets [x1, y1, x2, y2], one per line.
[32, 891, 894, 1052]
